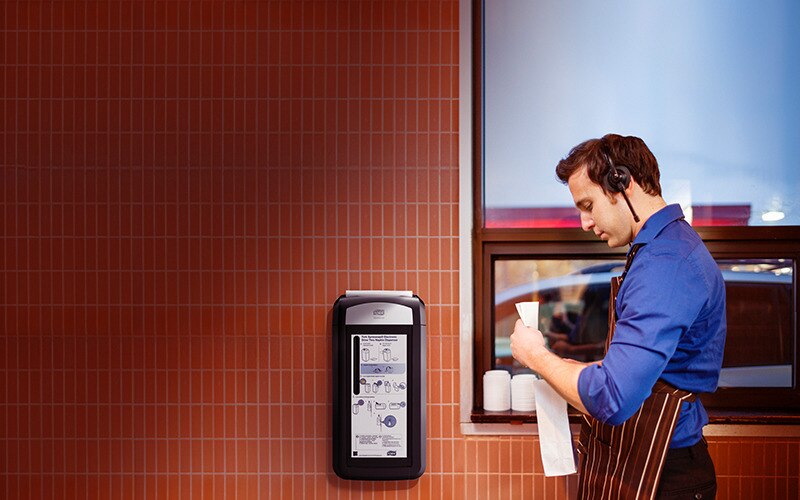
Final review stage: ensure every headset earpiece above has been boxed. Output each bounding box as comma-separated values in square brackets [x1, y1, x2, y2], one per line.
[601, 154, 640, 222]
[604, 164, 632, 194]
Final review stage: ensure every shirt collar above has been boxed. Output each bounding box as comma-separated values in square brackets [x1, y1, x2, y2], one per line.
[631, 203, 685, 248]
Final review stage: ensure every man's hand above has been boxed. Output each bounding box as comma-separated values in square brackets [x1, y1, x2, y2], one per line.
[510, 318, 547, 369]
[509, 319, 591, 414]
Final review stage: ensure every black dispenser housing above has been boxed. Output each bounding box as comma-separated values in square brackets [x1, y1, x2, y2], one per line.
[332, 291, 426, 480]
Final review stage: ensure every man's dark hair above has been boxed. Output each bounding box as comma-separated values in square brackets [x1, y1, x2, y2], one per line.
[555, 134, 662, 196]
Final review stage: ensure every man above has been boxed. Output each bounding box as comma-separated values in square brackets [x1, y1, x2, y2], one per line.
[510, 134, 726, 499]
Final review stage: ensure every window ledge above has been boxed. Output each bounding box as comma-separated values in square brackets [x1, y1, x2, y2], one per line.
[470, 409, 800, 426]
[706, 411, 800, 425]
[470, 409, 582, 425]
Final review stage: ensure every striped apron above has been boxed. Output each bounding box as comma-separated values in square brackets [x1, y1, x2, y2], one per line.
[576, 244, 696, 500]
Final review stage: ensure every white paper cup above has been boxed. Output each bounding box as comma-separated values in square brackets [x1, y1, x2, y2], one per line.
[511, 373, 537, 411]
[483, 370, 511, 411]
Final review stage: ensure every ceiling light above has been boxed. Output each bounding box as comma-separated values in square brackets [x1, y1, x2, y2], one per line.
[761, 210, 785, 222]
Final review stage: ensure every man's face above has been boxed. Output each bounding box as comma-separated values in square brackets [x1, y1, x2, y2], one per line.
[567, 166, 633, 248]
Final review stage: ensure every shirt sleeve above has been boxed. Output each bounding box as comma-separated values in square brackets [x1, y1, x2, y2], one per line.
[577, 244, 709, 425]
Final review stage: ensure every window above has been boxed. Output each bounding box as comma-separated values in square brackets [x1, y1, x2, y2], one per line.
[483, 0, 800, 229]
[495, 258, 794, 387]
[470, 0, 800, 423]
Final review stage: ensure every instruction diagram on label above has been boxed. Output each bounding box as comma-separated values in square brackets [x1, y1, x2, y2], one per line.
[351, 334, 408, 458]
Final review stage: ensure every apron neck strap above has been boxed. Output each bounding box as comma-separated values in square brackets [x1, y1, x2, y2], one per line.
[619, 243, 645, 287]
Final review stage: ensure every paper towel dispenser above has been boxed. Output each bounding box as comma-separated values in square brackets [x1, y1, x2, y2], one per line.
[332, 291, 426, 480]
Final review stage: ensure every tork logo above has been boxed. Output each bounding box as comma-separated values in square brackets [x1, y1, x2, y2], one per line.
[373, 309, 385, 317]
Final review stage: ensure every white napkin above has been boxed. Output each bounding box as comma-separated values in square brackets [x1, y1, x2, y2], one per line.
[515, 302, 577, 477]
[532, 380, 577, 476]
[514, 301, 539, 331]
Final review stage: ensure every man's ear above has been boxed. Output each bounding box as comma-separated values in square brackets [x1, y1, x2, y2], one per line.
[624, 175, 639, 195]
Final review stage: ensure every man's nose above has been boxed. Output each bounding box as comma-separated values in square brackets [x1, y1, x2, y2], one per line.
[580, 212, 594, 232]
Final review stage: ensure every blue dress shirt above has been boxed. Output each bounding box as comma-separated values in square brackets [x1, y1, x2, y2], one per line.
[577, 204, 727, 448]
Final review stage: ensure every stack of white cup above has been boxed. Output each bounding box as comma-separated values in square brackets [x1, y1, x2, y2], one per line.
[483, 370, 511, 411]
[511, 374, 537, 412]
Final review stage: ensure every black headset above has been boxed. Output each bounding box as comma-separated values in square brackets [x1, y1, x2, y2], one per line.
[602, 152, 640, 222]
[602, 155, 632, 193]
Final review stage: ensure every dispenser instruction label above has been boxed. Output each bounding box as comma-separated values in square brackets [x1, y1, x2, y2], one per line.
[351, 334, 408, 458]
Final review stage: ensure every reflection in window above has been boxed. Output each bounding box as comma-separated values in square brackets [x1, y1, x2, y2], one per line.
[494, 258, 794, 388]
[716, 260, 793, 388]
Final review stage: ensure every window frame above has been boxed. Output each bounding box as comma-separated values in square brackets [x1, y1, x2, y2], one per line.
[469, 0, 800, 424]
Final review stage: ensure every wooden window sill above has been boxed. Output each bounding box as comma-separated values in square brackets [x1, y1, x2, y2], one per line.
[470, 409, 800, 426]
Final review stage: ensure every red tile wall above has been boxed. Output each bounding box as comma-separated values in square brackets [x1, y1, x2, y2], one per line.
[1, 1, 797, 498]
